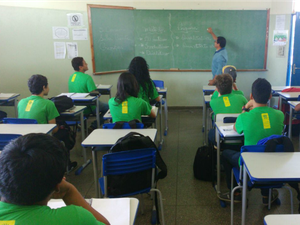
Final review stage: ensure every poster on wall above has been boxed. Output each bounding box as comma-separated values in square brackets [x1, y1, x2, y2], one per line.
[67, 13, 84, 26]
[54, 42, 66, 59]
[66, 42, 78, 59]
[72, 28, 88, 40]
[52, 27, 69, 39]
[273, 30, 288, 46]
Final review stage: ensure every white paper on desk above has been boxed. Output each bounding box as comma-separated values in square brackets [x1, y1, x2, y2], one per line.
[71, 93, 89, 98]
[66, 42, 78, 59]
[58, 93, 75, 97]
[219, 125, 241, 137]
[0, 93, 15, 98]
[54, 42, 66, 59]
[91, 198, 130, 225]
[47, 199, 66, 209]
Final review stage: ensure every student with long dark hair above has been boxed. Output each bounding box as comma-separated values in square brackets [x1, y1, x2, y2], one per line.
[108, 72, 155, 123]
[128, 56, 161, 105]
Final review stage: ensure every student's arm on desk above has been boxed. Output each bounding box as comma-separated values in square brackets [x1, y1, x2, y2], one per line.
[155, 95, 161, 102]
[49, 119, 59, 134]
[149, 109, 156, 118]
[52, 179, 110, 225]
[295, 104, 300, 111]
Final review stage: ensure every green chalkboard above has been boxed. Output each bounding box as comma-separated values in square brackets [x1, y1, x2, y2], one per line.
[88, 6, 269, 74]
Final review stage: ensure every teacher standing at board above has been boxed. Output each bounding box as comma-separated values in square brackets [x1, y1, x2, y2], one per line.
[207, 27, 228, 83]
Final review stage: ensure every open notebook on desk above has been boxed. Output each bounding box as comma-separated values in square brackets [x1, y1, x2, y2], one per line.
[48, 198, 132, 225]
[0, 93, 17, 99]
[58, 93, 89, 98]
[218, 124, 243, 137]
[104, 106, 157, 119]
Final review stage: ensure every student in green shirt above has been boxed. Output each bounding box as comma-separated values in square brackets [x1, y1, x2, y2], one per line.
[208, 74, 247, 145]
[128, 56, 160, 105]
[109, 72, 155, 123]
[219, 78, 284, 204]
[18, 74, 77, 172]
[0, 134, 109, 225]
[69, 57, 109, 129]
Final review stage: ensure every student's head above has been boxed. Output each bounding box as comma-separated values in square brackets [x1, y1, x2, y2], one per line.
[72, 57, 88, 72]
[215, 36, 226, 48]
[115, 72, 139, 103]
[28, 74, 48, 95]
[128, 56, 150, 83]
[215, 73, 233, 95]
[0, 133, 68, 205]
[222, 65, 237, 82]
[251, 78, 271, 104]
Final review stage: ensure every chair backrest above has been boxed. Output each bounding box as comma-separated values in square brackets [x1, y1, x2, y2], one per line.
[153, 80, 164, 88]
[0, 134, 22, 150]
[215, 113, 240, 123]
[241, 144, 285, 154]
[103, 122, 144, 129]
[3, 118, 38, 124]
[102, 148, 156, 197]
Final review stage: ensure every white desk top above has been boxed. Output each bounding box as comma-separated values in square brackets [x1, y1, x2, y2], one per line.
[288, 101, 300, 108]
[264, 214, 300, 225]
[104, 106, 158, 119]
[203, 86, 216, 91]
[157, 87, 167, 93]
[82, 129, 157, 147]
[204, 95, 211, 103]
[0, 124, 56, 135]
[58, 93, 98, 101]
[241, 152, 300, 182]
[48, 198, 139, 225]
[277, 92, 300, 99]
[0, 93, 20, 101]
[215, 122, 243, 138]
[60, 106, 87, 116]
[96, 84, 113, 90]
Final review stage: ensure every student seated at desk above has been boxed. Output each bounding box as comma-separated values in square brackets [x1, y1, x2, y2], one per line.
[69, 57, 109, 129]
[208, 74, 248, 145]
[128, 56, 161, 105]
[219, 78, 284, 203]
[211, 65, 244, 99]
[108, 72, 155, 123]
[0, 134, 110, 225]
[18, 74, 77, 172]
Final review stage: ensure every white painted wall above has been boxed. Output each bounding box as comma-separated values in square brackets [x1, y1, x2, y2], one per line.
[0, 0, 293, 116]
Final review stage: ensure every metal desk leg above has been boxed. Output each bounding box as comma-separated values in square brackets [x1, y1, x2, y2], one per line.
[14, 98, 18, 117]
[92, 150, 101, 197]
[279, 96, 282, 111]
[216, 128, 221, 194]
[96, 98, 100, 128]
[289, 105, 293, 139]
[203, 95, 207, 145]
[241, 164, 248, 225]
[159, 101, 163, 149]
[164, 98, 168, 136]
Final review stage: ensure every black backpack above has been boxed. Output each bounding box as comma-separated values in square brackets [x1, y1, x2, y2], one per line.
[193, 145, 215, 181]
[50, 95, 74, 113]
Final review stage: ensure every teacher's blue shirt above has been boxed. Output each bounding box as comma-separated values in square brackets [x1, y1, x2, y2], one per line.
[211, 48, 228, 78]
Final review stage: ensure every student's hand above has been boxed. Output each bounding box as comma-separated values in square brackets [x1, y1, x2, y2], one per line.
[208, 77, 217, 85]
[232, 83, 238, 91]
[207, 27, 213, 34]
[52, 178, 72, 199]
[242, 100, 254, 112]
[295, 104, 300, 111]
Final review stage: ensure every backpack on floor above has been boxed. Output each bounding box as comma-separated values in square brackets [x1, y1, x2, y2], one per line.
[193, 145, 214, 181]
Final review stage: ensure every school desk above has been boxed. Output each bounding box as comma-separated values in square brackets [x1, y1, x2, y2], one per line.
[60, 105, 91, 175]
[277, 92, 300, 110]
[157, 88, 169, 136]
[0, 124, 56, 135]
[82, 128, 157, 197]
[96, 84, 113, 98]
[215, 121, 243, 194]
[241, 152, 300, 225]
[58, 93, 101, 128]
[48, 198, 139, 225]
[0, 93, 20, 117]
[264, 214, 300, 225]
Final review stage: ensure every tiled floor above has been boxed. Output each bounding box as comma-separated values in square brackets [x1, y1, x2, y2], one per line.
[67, 108, 300, 225]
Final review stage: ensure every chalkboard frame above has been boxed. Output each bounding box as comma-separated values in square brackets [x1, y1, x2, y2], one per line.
[87, 5, 270, 75]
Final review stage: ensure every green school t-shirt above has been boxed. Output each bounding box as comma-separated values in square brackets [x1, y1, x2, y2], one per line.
[210, 92, 248, 120]
[235, 106, 284, 146]
[18, 95, 59, 124]
[0, 201, 104, 225]
[138, 80, 159, 105]
[211, 89, 244, 100]
[68, 71, 96, 93]
[109, 96, 152, 123]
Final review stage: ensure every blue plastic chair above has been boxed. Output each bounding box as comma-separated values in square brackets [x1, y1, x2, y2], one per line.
[99, 148, 165, 225]
[103, 122, 144, 129]
[0, 134, 22, 150]
[3, 118, 37, 124]
[230, 144, 294, 225]
[153, 80, 168, 136]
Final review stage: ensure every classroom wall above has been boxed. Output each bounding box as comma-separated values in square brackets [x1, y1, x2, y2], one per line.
[0, 0, 293, 115]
